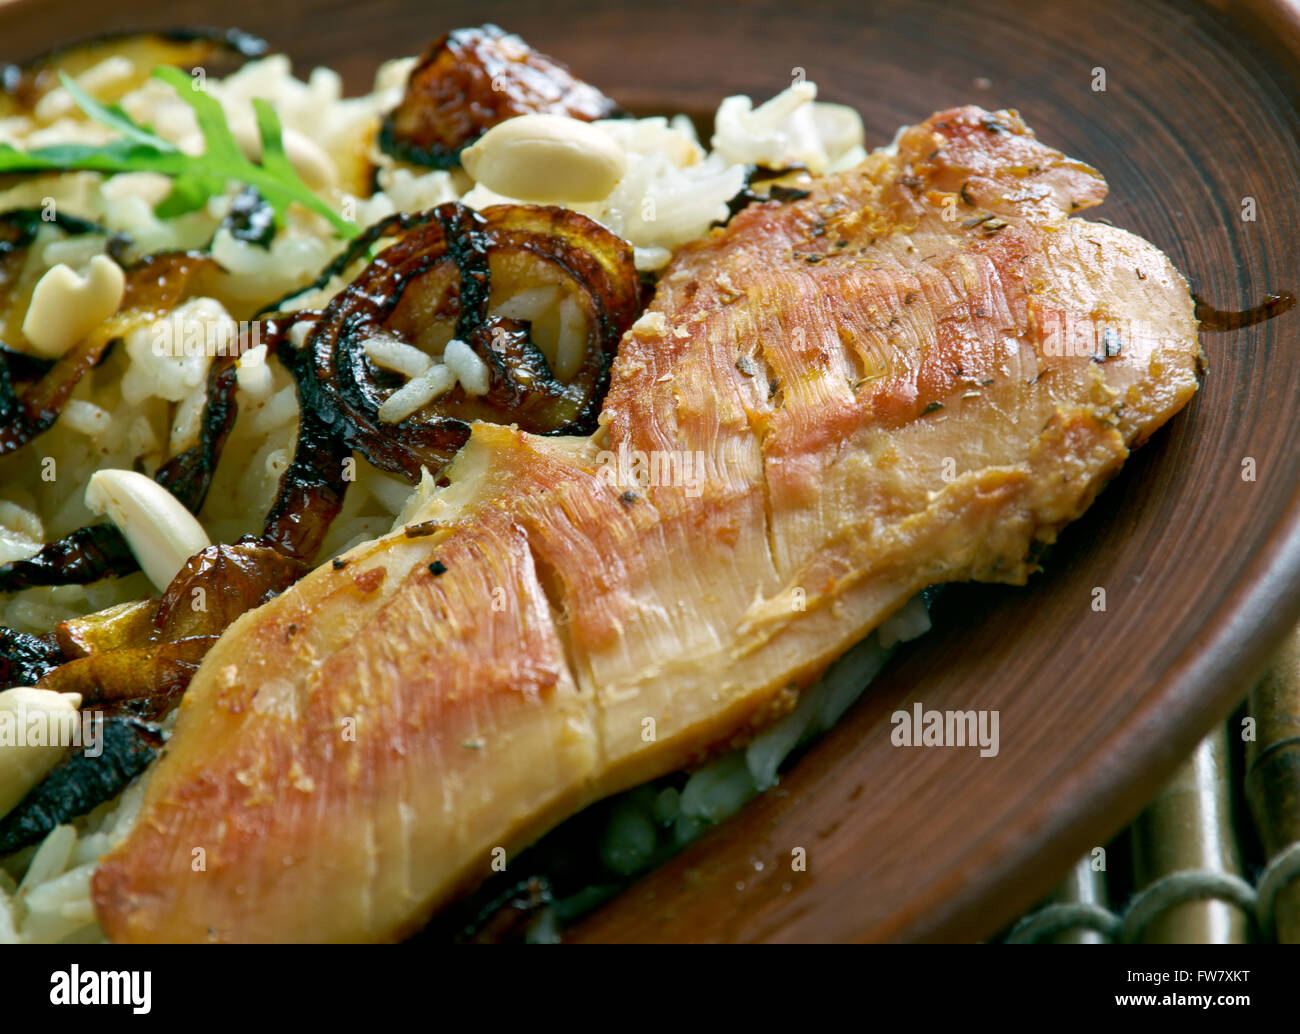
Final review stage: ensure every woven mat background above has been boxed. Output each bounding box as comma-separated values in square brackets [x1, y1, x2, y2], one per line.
[1004, 631, 1300, 944]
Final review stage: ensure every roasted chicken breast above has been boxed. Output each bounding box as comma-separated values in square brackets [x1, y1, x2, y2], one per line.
[93, 107, 1201, 942]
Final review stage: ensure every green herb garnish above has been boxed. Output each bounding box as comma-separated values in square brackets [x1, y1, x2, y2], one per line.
[0, 66, 358, 238]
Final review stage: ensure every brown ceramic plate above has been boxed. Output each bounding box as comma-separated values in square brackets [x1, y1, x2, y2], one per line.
[5, 0, 1299, 943]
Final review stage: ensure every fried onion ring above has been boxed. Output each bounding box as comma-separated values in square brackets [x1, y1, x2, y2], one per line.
[297, 201, 639, 483]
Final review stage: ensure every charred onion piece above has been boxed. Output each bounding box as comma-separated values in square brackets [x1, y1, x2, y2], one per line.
[306, 201, 638, 482]
[380, 24, 620, 168]
[0, 524, 137, 593]
[300, 205, 480, 481]
[437, 204, 641, 433]
[154, 351, 240, 513]
[35, 543, 305, 702]
[0, 28, 266, 119]
[0, 716, 163, 854]
[150, 541, 305, 640]
[36, 635, 217, 708]
[221, 185, 276, 249]
[723, 165, 814, 222]
[0, 344, 53, 384]
[0, 626, 63, 689]
[55, 598, 157, 658]
[0, 208, 104, 259]
[29, 541, 300, 700]
[254, 312, 355, 563]
[259, 395, 354, 564]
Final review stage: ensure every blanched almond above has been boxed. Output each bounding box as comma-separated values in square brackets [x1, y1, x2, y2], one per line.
[460, 114, 626, 203]
[0, 687, 82, 819]
[84, 469, 211, 591]
[21, 255, 125, 359]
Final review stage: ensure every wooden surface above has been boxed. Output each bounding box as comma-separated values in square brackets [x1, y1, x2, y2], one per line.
[4, 0, 1300, 942]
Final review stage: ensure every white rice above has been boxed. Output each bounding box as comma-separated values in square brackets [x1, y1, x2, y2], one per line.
[0, 43, 870, 941]
[363, 334, 433, 378]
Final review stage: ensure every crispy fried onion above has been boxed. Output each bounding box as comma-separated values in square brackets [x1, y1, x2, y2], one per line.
[292, 201, 639, 485]
[33, 542, 305, 705]
[0, 625, 63, 687]
[257, 311, 352, 563]
[380, 24, 620, 168]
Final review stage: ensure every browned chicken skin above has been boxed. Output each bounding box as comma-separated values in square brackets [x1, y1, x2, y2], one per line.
[92, 107, 1201, 942]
